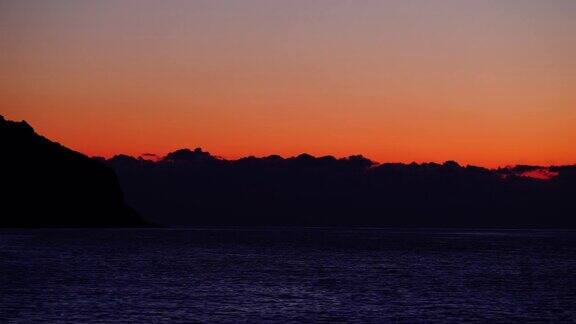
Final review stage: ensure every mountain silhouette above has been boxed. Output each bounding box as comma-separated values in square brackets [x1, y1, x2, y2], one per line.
[107, 148, 576, 228]
[0, 116, 149, 227]
[3, 113, 574, 229]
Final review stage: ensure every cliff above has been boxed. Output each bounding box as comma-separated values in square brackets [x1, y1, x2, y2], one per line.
[0, 116, 149, 227]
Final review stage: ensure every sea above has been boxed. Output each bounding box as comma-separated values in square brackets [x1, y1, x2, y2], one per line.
[1, 228, 575, 323]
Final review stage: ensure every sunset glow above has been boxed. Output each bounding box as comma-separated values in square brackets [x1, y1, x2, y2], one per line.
[1, 0, 575, 167]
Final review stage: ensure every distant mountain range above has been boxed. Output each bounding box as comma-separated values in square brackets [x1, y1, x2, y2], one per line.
[106, 148, 576, 228]
[0, 116, 149, 227]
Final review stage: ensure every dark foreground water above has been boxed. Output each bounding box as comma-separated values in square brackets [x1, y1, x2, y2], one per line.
[1, 229, 576, 323]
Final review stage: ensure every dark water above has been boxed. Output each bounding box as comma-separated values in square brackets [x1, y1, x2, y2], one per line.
[1, 229, 576, 323]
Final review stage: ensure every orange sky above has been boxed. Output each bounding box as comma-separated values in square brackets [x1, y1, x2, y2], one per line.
[1, 0, 575, 167]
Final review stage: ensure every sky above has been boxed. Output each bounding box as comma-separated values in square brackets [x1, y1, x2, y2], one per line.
[1, 0, 575, 167]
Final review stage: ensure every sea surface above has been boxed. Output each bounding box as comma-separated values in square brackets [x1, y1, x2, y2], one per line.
[1, 228, 575, 323]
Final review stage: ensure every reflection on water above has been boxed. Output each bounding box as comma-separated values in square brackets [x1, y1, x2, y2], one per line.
[1, 228, 575, 322]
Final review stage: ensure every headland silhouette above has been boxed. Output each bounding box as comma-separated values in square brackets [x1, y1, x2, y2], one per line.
[0, 116, 149, 227]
